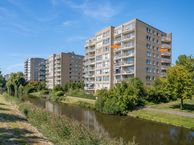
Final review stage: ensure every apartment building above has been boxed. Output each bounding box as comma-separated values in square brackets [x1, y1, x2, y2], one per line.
[24, 58, 46, 81]
[46, 52, 84, 89]
[84, 18, 172, 92]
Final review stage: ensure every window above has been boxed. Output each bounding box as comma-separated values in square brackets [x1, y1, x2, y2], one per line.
[146, 59, 151, 65]
[146, 27, 151, 33]
[146, 43, 151, 49]
[103, 76, 109, 81]
[103, 38, 110, 45]
[96, 77, 102, 81]
[103, 31, 110, 37]
[146, 51, 151, 57]
[146, 76, 151, 81]
[97, 35, 102, 41]
[96, 55, 102, 61]
[146, 67, 152, 73]
[103, 47, 109, 52]
[146, 35, 151, 41]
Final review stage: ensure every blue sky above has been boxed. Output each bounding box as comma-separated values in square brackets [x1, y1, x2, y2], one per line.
[0, 0, 194, 75]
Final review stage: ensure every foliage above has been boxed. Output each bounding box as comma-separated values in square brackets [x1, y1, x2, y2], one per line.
[6, 72, 25, 97]
[146, 78, 170, 103]
[49, 91, 65, 102]
[17, 101, 136, 145]
[96, 78, 146, 115]
[66, 89, 96, 100]
[63, 82, 84, 93]
[22, 81, 47, 95]
[0, 71, 6, 93]
[166, 65, 194, 109]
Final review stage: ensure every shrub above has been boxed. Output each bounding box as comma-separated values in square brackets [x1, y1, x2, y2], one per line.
[96, 78, 146, 115]
[49, 91, 65, 102]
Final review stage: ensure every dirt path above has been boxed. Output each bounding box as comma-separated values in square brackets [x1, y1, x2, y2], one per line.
[144, 107, 194, 118]
[0, 97, 53, 145]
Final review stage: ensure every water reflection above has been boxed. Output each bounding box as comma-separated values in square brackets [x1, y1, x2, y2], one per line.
[27, 97, 194, 145]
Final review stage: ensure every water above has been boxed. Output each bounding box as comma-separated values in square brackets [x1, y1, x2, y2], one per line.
[26, 97, 194, 145]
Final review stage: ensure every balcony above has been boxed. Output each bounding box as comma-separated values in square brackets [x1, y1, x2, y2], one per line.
[161, 58, 171, 63]
[122, 34, 135, 42]
[114, 38, 121, 44]
[121, 61, 134, 66]
[122, 44, 135, 50]
[122, 53, 135, 58]
[161, 37, 171, 43]
[114, 54, 121, 59]
[161, 52, 171, 56]
[161, 44, 171, 49]
[161, 66, 170, 70]
[122, 69, 134, 75]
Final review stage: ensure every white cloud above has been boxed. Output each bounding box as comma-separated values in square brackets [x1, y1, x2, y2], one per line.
[63, 20, 77, 26]
[65, 36, 86, 42]
[55, 0, 120, 21]
[6, 63, 23, 71]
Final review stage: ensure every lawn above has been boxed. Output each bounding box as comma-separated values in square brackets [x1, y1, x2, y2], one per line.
[128, 109, 194, 129]
[62, 96, 96, 109]
[150, 98, 194, 113]
[128, 97, 194, 130]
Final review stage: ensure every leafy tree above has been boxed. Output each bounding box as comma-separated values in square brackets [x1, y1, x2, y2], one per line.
[6, 72, 25, 97]
[0, 71, 6, 93]
[147, 78, 170, 103]
[176, 55, 194, 79]
[166, 65, 194, 109]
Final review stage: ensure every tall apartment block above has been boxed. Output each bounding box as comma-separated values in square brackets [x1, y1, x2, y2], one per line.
[84, 19, 172, 92]
[46, 52, 84, 89]
[24, 58, 46, 82]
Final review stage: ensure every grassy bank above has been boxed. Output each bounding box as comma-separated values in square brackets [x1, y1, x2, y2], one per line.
[0, 95, 52, 145]
[62, 96, 96, 109]
[150, 98, 194, 113]
[1, 94, 136, 145]
[128, 99, 194, 130]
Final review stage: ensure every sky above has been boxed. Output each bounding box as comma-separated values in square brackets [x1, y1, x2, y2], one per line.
[0, 0, 194, 75]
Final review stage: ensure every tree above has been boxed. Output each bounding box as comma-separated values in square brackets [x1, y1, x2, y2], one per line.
[166, 65, 194, 109]
[6, 72, 26, 97]
[176, 55, 194, 78]
[147, 78, 170, 103]
[0, 71, 6, 93]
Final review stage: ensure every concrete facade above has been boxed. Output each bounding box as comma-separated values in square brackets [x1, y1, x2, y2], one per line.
[84, 19, 172, 92]
[46, 52, 84, 89]
[24, 58, 46, 82]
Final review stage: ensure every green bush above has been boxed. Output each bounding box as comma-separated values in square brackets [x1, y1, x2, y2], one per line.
[96, 78, 146, 115]
[49, 91, 65, 102]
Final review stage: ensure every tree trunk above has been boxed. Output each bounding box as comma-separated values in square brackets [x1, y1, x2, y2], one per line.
[180, 98, 184, 110]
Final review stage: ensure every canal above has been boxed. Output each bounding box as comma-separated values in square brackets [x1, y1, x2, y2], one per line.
[26, 97, 194, 145]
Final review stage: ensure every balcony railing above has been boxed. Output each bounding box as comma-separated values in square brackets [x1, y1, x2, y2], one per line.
[161, 58, 171, 63]
[122, 70, 134, 74]
[161, 52, 171, 56]
[161, 37, 171, 42]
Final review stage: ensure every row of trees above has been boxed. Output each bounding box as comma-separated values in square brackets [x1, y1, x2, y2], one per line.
[96, 55, 194, 115]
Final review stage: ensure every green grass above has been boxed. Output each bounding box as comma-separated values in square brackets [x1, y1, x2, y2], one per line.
[150, 98, 194, 113]
[1, 94, 136, 145]
[128, 109, 194, 130]
[66, 89, 96, 100]
[62, 96, 96, 109]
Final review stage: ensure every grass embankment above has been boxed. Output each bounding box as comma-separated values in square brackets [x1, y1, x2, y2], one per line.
[0, 95, 52, 145]
[128, 98, 194, 130]
[150, 98, 194, 113]
[62, 96, 96, 109]
[1, 94, 136, 145]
